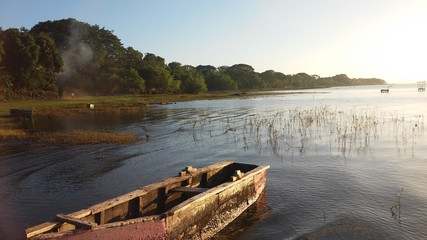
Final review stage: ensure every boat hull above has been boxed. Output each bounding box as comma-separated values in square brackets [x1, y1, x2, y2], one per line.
[167, 165, 267, 239]
[26, 161, 269, 240]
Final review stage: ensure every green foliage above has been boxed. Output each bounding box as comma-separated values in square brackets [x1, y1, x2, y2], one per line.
[350, 78, 386, 85]
[139, 53, 173, 93]
[226, 64, 264, 89]
[0, 38, 3, 63]
[169, 63, 207, 94]
[0, 28, 62, 98]
[314, 74, 386, 88]
[0, 28, 39, 90]
[31, 19, 97, 95]
[0, 18, 387, 99]
[29, 19, 140, 96]
[261, 70, 291, 88]
[33, 33, 63, 92]
[121, 68, 145, 94]
[197, 65, 237, 91]
[124, 47, 144, 70]
[30, 18, 77, 50]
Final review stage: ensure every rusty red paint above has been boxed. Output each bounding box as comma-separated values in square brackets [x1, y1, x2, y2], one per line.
[56, 219, 167, 240]
[253, 171, 267, 196]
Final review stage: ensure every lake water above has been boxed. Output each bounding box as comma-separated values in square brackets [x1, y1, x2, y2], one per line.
[1, 84, 427, 239]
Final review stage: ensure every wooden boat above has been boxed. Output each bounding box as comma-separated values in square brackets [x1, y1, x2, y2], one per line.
[26, 161, 269, 239]
[381, 86, 390, 93]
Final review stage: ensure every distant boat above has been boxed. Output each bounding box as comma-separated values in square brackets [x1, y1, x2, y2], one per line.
[417, 81, 425, 92]
[381, 87, 390, 93]
[26, 161, 269, 240]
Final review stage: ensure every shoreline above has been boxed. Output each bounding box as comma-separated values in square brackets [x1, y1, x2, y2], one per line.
[0, 90, 324, 145]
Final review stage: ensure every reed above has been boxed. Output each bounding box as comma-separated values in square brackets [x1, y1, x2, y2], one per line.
[191, 104, 424, 158]
[390, 188, 403, 223]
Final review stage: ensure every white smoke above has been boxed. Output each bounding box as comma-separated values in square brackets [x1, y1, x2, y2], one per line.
[60, 42, 93, 76]
[58, 20, 94, 95]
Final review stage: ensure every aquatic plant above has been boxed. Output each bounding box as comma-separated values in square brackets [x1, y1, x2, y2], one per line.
[390, 188, 403, 224]
[190, 104, 425, 159]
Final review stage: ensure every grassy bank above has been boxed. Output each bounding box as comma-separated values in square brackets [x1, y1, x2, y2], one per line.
[0, 91, 316, 145]
[0, 91, 308, 115]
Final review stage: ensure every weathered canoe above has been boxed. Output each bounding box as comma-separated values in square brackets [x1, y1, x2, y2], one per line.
[26, 160, 269, 239]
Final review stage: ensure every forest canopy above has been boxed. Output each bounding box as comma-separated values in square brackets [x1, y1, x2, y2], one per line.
[0, 18, 386, 99]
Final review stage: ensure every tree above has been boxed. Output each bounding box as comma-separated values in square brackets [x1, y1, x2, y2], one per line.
[0, 28, 40, 90]
[217, 66, 229, 73]
[93, 26, 125, 65]
[289, 73, 315, 88]
[196, 65, 237, 91]
[0, 40, 14, 99]
[260, 70, 278, 88]
[0, 28, 63, 97]
[30, 18, 143, 95]
[120, 68, 145, 94]
[31, 19, 96, 95]
[226, 64, 264, 89]
[121, 47, 145, 93]
[169, 63, 207, 93]
[124, 47, 144, 70]
[33, 33, 63, 91]
[0, 39, 3, 63]
[139, 53, 173, 93]
[196, 65, 216, 75]
[332, 74, 351, 86]
[274, 71, 291, 88]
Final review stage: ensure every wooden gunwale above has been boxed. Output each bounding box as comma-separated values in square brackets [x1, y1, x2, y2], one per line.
[166, 165, 270, 216]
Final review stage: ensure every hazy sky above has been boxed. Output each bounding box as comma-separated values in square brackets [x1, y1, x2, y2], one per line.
[1, 0, 426, 83]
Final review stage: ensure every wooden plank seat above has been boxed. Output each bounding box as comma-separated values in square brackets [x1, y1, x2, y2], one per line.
[55, 214, 97, 229]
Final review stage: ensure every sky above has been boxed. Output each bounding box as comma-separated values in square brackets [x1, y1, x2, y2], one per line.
[1, 0, 427, 83]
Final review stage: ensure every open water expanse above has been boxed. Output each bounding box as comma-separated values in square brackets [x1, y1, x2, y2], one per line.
[1, 84, 427, 239]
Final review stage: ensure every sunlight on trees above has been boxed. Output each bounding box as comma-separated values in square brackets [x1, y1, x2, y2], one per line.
[0, 19, 386, 99]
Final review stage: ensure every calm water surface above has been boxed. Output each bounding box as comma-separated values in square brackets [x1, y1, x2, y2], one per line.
[1, 84, 427, 239]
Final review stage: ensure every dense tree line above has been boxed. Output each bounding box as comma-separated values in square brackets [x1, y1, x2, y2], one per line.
[0, 19, 386, 99]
